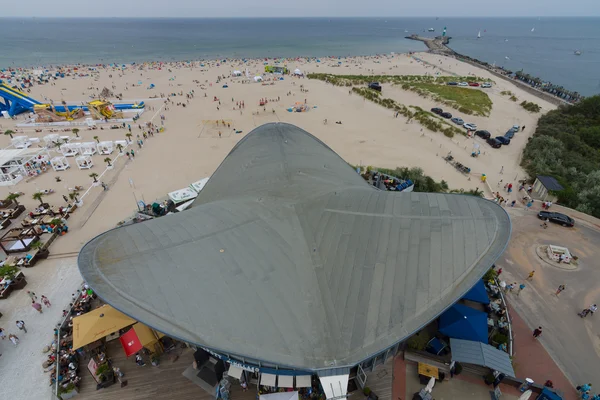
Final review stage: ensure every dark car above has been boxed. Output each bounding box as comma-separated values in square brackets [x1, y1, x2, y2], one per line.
[538, 211, 575, 227]
[431, 107, 443, 115]
[486, 137, 502, 148]
[368, 82, 382, 92]
[496, 136, 511, 145]
[447, 82, 458, 86]
[475, 130, 491, 139]
[440, 112, 452, 119]
[504, 130, 516, 139]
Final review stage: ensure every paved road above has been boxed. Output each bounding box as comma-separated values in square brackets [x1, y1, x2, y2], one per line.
[497, 208, 600, 389]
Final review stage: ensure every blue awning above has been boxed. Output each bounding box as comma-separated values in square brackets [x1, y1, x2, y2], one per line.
[537, 387, 563, 400]
[439, 304, 488, 343]
[462, 280, 490, 305]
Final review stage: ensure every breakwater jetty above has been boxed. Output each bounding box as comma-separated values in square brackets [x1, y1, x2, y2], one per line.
[405, 34, 573, 106]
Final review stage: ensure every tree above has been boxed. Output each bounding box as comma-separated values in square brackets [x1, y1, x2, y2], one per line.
[72, 128, 80, 138]
[116, 143, 124, 153]
[5, 192, 21, 206]
[4, 129, 14, 139]
[104, 157, 112, 167]
[69, 192, 80, 203]
[32, 192, 46, 206]
[89, 172, 99, 183]
[93, 135, 100, 143]
[125, 133, 133, 142]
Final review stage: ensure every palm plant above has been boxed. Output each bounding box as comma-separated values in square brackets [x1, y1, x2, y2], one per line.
[89, 172, 99, 183]
[93, 135, 100, 143]
[68, 192, 80, 203]
[4, 129, 14, 139]
[5, 192, 21, 206]
[104, 157, 112, 167]
[125, 133, 133, 142]
[32, 192, 46, 207]
[116, 143, 124, 153]
[72, 128, 80, 138]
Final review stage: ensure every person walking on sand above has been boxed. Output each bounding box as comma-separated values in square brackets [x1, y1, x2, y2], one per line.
[130, 149, 135, 159]
[526, 271, 535, 281]
[8, 333, 19, 346]
[16, 320, 27, 333]
[26, 291, 37, 301]
[517, 283, 526, 296]
[32, 300, 43, 313]
[500, 166, 504, 174]
[0, 327, 6, 340]
[556, 284, 566, 296]
[532, 326, 542, 338]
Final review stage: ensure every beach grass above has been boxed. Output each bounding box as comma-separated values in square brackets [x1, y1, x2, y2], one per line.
[520, 101, 541, 112]
[403, 83, 493, 116]
[308, 73, 492, 87]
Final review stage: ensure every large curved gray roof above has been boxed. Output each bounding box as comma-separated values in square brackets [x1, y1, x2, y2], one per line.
[78, 123, 511, 371]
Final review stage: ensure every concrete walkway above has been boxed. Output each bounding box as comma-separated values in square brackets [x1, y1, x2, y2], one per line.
[0, 257, 82, 400]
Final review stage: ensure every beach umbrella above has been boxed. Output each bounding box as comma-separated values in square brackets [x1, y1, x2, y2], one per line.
[438, 304, 488, 343]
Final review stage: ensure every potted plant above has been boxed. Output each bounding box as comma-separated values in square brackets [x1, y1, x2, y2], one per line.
[0, 265, 20, 280]
[125, 133, 133, 143]
[30, 240, 50, 260]
[116, 143, 124, 153]
[89, 172, 99, 186]
[69, 192, 82, 207]
[104, 157, 113, 168]
[32, 192, 49, 208]
[4, 129, 14, 139]
[72, 128, 80, 138]
[93, 135, 100, 143]
[4, 192, 21, 207]
[58, 382, 79, 399]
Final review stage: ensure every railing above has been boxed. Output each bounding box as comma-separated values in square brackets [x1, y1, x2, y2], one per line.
[494, 277, 513, 357]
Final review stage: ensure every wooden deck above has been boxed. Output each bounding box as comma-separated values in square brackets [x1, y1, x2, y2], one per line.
[76, 339, 395, 400]
[76, 340, 253, 400]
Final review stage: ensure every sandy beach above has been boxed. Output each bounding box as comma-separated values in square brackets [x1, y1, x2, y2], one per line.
[0, 51, 556, 398]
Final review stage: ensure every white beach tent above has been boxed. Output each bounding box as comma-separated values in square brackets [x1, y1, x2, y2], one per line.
[259, 392, 299, 400]
[293, 68, 303, 76]
[232, 70, 242, 76]
[254, 76, 263, 82]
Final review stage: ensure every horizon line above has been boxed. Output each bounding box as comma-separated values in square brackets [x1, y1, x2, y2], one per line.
[1, 15, 599, 19]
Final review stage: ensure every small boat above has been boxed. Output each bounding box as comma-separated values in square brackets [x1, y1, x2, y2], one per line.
[404, 30, 409, 33]
[428, 28, 435, 32]
[505, 56, 510, 60]
[574, 50, 582, 56]
[477, 31, 481, 39]
[531, 28, 535, 32]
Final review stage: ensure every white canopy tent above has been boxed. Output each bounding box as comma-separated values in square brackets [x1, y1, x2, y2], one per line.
[76, 156, 93, 170]
[259, 392, 299, 400]
[0, 148, 50, 186]
[51, 156, 70, 172]
[11, 136, 32, 149]
[43, 134, 61, 147]
[60, 143, 79, 157]
[190, 177, 209, 193]
[97, 141, 114, 155]
[254, 76, 263, 82]
[232, 70, 242, 76]
[168, 187, 198, 205]
[293, 68, 303, 76]
[79, 142, 97, 156]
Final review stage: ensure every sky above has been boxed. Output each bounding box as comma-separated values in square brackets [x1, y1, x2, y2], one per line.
[2, 0, 599, 18]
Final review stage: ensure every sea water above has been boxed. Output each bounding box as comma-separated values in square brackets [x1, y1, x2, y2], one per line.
[0, 17, 598, 96]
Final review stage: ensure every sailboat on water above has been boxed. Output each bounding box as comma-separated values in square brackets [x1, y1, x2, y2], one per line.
[477, 31, 481, 39]
[531, 27, 535, 32]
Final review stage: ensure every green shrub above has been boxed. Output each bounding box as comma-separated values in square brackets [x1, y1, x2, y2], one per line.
[406, 333, 430, 351]
[509, 95, 518, 102]
[483, 268, 498, 282]
[520, 101, 541, 113]
[492, 332, 508, 345]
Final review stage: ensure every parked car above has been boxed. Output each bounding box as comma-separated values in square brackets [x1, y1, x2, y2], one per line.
[538, 211, 575, 227]
[447, 82, 458, 86]
[486, 137, 502, 148]
[504, 130, 516, 139]
[440, 112, 452, 119]
[475, 130, 491, 139]
[463, 123, 477, 130]
[368, 82, 382, 92]
[496, 136, 511, 145]
[468, 82, 480, 87]
[458, 82, 469, 87]
[512, 125, 520, 131]
[431, 107, 443, 115]
[481, 82, 492, 88]
[451, 117, 464, 125]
